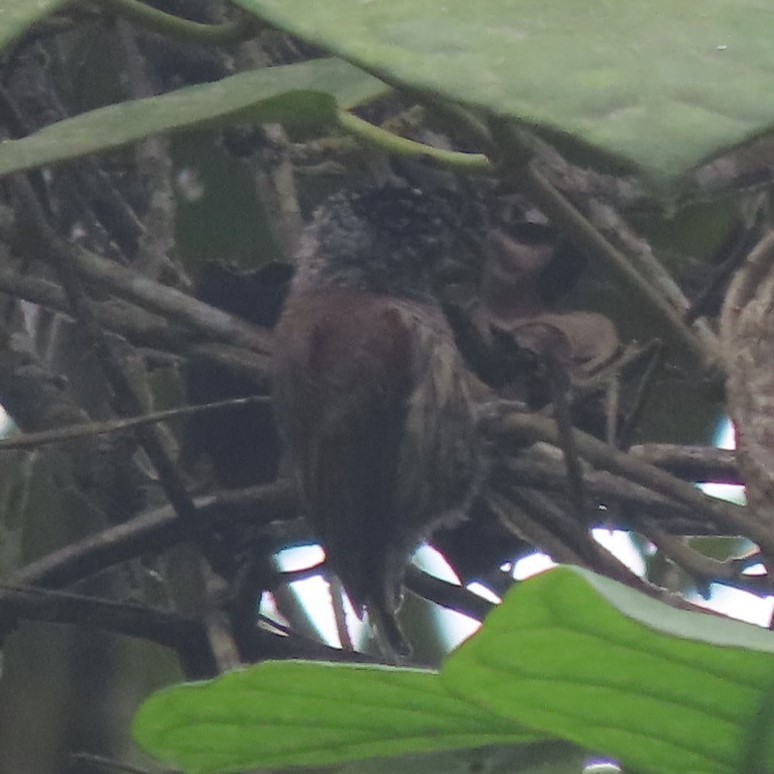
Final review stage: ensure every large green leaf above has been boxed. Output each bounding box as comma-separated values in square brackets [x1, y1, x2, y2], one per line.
[0, 0, 68, 53]
[443, 566, 774, 774]
[132, 661, 540, 774]
[234, 0, 774, 195]
[133, 567, 774, 774]
[0, 58, 387, 178]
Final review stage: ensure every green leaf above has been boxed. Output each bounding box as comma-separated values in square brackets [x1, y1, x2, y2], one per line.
[0, 58, 387, 178]
[443, 566, 774, 774]
[0, 0, 68, 53]
[235, 0, 774, 195]
[133, 661, 541, 774]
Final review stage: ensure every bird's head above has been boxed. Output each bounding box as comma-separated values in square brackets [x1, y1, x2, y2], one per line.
[294, 186, 458, 299]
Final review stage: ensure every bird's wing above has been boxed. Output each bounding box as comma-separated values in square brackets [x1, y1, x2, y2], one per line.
[272, 291, 416, 610]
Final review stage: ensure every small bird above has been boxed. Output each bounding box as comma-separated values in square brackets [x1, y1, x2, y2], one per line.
[272, 186, 482, 656]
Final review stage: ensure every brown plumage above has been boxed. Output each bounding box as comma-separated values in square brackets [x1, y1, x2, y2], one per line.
[272, 187, 482, 656]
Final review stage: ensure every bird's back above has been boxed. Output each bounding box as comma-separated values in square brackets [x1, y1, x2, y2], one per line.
[273, 287, 480, 619]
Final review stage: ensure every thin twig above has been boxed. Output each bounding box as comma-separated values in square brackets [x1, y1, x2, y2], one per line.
[545, 355, 587, 520]
[404, 566, 493, 621]
[0, 395, 269, 451]
[585, 198, 720, 354]
[496, 455, 716, 532]
[507, 487, 652, 591]
[637, 518, 736, 584]
[329, 574, 355, 651]
[616, 340, 665, 450]
[525, 162, 714, 367]
[686, 199, 766, 323]
[487, 489, 587, 566]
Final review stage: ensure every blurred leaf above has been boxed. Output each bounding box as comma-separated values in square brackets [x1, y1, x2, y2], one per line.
[236, 0, 774, 196]
[0, 0, 68, 53]
[687, 536, 751, 563]
[630, 199, 740, 272]
[0, 446, 149, 771]
[0, 58, 387, 177]
[133, 661, 541, 773]
[171, 133, 281, 271]
[443, 566, 774, 774]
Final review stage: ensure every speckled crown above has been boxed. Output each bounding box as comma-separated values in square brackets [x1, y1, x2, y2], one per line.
[293, 186, 458, 298]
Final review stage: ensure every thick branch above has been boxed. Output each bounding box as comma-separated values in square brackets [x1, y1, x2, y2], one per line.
[628, 444, 740, 485]
[491, 412, 772, 551]
[9, 481, 297, 590]
[68, 240, 270, 352]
